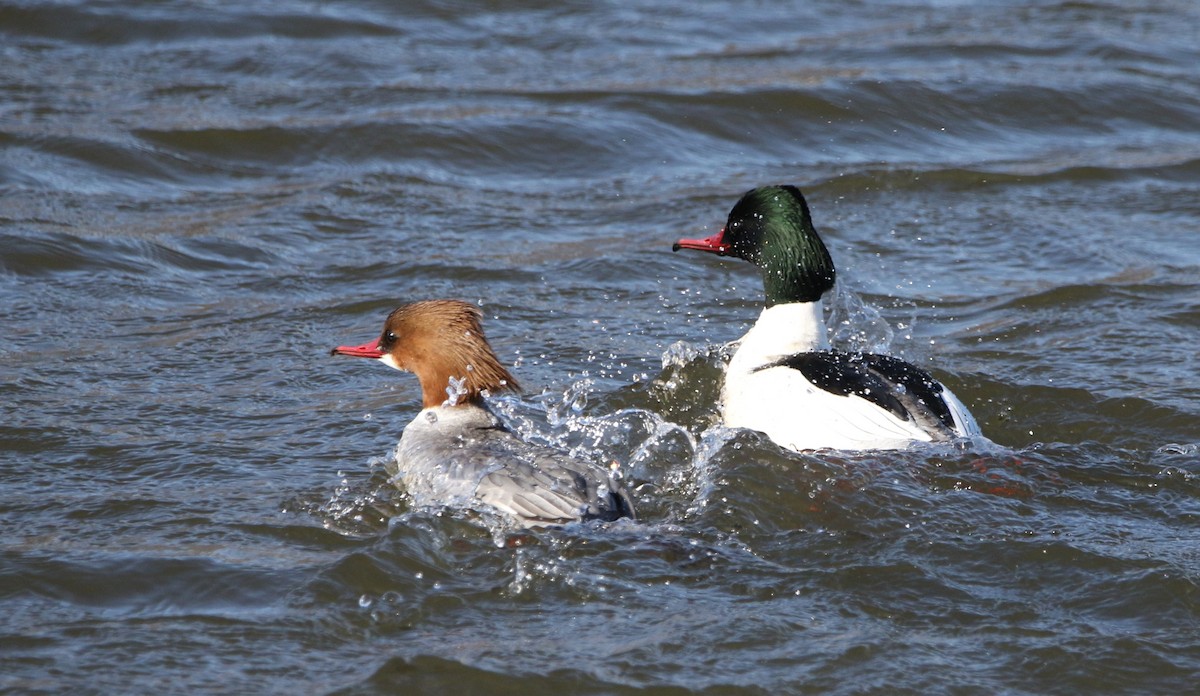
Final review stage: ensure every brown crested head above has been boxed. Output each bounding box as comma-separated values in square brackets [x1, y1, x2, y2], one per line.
[332, 299, 521, 408]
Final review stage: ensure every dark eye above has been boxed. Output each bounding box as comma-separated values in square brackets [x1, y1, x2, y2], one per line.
[381, 330, 398, 347]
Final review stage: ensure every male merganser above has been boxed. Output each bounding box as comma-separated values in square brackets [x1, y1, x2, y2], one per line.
[331, 300, 635, 529]
[673, 185, 982, 451]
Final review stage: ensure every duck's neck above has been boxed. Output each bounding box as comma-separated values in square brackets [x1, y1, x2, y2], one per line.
[411, 356, 518, 409]
[756, 233, 836, 307]
[729, 300, 829, 372]
[415, 366, 491, 409]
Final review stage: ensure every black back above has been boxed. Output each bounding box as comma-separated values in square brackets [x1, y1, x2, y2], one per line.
[762, 350, 958, 439]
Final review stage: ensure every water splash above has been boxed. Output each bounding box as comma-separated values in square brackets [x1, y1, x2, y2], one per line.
[312, 458, 406, 538]
[826, 281, 896, 353]
[443, 375, 468, 407]
[485, 343, 729, 526]
[546, 378, 594, 426]
[660, 340, 704, 370]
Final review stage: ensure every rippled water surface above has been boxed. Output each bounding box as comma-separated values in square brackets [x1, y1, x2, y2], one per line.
[3, 1, 1199, 693]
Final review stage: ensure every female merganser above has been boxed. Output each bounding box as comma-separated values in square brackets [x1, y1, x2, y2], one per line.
[331, 300, 635, 529]
[673, 185, 982, 451]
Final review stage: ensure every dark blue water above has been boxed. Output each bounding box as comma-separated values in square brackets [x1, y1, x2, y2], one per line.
[3, 1, 1199, 693]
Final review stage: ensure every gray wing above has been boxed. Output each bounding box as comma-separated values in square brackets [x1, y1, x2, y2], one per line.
[395, 420, 634, 529]
[473, 432, 635, 527]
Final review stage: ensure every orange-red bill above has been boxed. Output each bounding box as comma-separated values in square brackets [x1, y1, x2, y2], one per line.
[672, 228, 730, 255]
[331, 338, 384, 359]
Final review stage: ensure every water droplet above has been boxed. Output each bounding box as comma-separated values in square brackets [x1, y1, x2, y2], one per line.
[443, 375, 468, 406]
